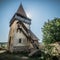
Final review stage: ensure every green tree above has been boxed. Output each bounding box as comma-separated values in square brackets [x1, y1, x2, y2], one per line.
[42, 18, 60, 44]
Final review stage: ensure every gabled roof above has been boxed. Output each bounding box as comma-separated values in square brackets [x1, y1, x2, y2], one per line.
[29, 30, 39, 40]
[16, 4, 27, 18]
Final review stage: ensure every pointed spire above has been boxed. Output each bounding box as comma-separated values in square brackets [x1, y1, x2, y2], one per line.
[16, 3, 27, 17]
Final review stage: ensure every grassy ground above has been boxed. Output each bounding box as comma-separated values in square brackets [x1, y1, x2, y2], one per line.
[1, 50, 60, 60]
[0, 51, 40, 60]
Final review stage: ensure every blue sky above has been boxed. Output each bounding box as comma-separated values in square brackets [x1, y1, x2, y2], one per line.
[0, 0, 60, 42]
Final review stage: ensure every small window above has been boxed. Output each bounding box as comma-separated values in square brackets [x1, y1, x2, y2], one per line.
[17, 22, 20, 28]
[19, 39, 21, 43]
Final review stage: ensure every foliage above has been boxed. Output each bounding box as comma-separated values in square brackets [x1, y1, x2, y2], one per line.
[44, 45, 53, 55]
[42, 18, 60, 44]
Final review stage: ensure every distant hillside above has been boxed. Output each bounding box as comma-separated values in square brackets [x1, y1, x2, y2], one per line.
[0, 42, 8, 44]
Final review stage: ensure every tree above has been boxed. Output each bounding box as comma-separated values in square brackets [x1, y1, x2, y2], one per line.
[42, 18, 60, 44]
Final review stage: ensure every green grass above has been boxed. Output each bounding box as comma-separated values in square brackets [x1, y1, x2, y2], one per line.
[1, 51, 59, 60]
[0, 51, 40, 60]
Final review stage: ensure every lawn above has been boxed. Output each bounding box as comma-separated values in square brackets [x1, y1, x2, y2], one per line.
[0, 50, 59, 60]
[0, 51, 41, 60]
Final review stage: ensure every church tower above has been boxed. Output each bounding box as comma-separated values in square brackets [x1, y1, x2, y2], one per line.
[8, 4, 39, 52]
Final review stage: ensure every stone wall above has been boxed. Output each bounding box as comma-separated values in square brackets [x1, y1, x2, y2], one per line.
[13, 46, 29, 52]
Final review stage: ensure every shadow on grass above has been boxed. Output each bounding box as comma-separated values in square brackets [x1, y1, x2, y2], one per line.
[0, 51, 46, 60]
[0, 51, 40, 60]
[0, 51, 21, 60]
[1, 50, 59, 60]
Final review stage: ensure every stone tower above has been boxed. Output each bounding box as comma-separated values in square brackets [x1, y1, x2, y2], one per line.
[8, 4, 39, 52]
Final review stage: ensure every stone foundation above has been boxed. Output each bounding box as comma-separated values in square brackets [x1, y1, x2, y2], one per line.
[13, 46, 29, 52]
